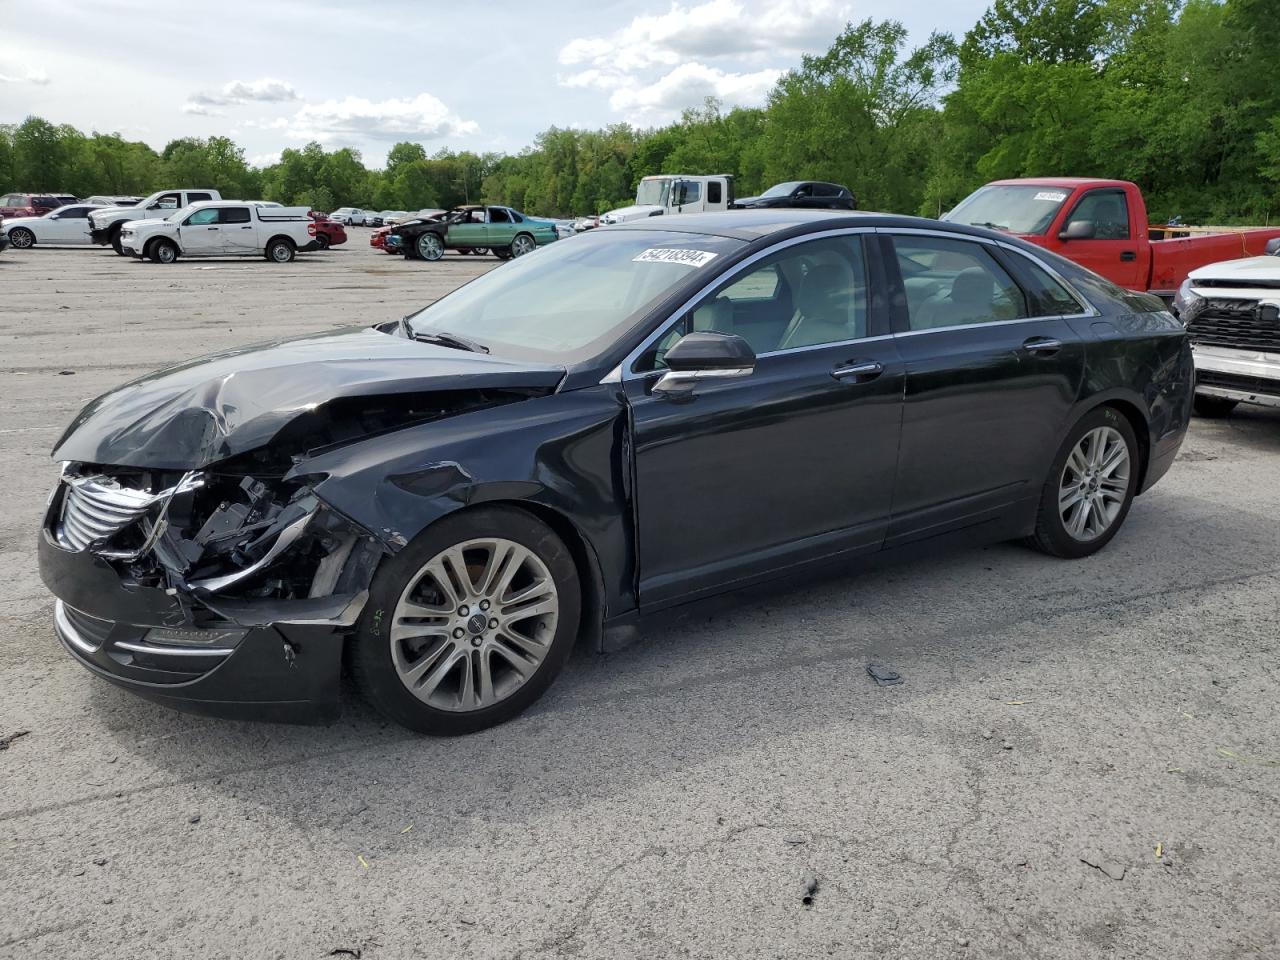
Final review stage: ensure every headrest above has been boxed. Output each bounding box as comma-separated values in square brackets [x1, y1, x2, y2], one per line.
[951, 267, 994, 307]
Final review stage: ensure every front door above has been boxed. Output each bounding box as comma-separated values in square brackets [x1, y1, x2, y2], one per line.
[1055, 188, 1149, 289]
[178, 207, 224, 255]
[46, 206, 93, 243]
[447, 209, 488, 250]
[882, 231, 1086, 546]
[625, 232, 904, 609]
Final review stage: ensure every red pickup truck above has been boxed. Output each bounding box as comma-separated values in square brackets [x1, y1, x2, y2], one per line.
[943, 178, 1280, 300]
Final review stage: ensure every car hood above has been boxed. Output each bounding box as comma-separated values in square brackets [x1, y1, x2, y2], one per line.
[602, 204, 663, 223]
[53, 325, 567, 470]
[1188, 256, 1280, 286]
[122, 217, 171, 230]
[90, 205, 139, 220]
[2, 216, 44, 229]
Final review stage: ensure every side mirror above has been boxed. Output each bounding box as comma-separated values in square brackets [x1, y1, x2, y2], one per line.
[654, 331, 755, 396]
[1059, 220, 1096, 241]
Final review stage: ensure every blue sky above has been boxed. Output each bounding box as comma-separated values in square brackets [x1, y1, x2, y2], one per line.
[0, 0, 991, 167]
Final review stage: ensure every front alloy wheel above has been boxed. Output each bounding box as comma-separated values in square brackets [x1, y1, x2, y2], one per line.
[351, 506, 580, 734]
[417, 232, 445, 261]
[8, 227, 35, 249]
[510, 233, 536, 257]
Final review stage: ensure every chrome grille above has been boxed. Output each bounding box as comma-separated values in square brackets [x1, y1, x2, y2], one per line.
[1187, 298, 1280, 353]
[56, 475, 157, 552]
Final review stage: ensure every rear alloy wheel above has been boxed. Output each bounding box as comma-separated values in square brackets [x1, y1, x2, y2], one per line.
[416, 232, 445, 261]
[510, 232, 536, 257]
[149, 239, 178, 264]
[8, 227, 35, 249]
[1193, 394, 1238, 418]
[266, 238, 295, 263]
[351, 506, 580, 735]
[1028, 406, 1138, 559]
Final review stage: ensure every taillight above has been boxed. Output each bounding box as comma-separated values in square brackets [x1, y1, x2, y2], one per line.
[308, 223, 317, 236]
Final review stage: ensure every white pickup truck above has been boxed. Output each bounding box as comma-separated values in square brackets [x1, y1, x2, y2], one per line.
[1175, 245, 1280, 416]
[120, 201, 319, 263]
[88, 189, 222, 254]
[600, 174, 734, 225]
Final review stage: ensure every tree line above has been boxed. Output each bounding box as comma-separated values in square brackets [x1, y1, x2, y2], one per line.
[2, 0, 1277, 224]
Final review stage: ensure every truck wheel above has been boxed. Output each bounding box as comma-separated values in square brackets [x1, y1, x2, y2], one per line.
[149, 239, 178, 264]
[510, 233, 536, 257]
[416, 232, 445, 261]
[8, 227, 35, 249]
[1193, 394, 1238, 418]
[350, 505, 580, 735]
[110, 227, 126, 256]
[266, 238, 296, 263]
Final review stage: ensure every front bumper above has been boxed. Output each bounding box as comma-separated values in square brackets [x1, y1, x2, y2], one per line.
[1192, 344, 1280, 408]
[89, 226, 113, 245]
[39, 526, 347, 722]
[0, 232, 8, 253]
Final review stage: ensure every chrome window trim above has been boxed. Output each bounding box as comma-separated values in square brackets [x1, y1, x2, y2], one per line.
[618, 226, 877, 382]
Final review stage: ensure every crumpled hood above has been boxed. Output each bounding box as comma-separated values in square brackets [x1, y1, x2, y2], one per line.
[53, 325, 566, 470]
[602, 204, 663, 223]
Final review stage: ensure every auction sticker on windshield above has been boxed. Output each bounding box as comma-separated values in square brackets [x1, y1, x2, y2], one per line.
[1034, 191, 1068, 202]
[633, 248, 719, 267]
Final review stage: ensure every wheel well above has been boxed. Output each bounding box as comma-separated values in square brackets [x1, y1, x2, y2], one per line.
[145, 236, 174, 256]
[267, 234, 296, 249]
[1094, 399, 1150, 491]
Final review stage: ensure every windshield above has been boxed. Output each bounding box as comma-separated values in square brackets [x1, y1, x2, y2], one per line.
[635, 178, 672, 207]
[406, 229, 745, 363]
[760, 181, 801, 199]
[943, 184, 1072, 235]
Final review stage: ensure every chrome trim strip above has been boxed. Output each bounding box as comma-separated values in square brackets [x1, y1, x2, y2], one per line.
[55, 600, 101, 655]
[892, 314, 1095, 338]
[621, 226, 877, 380]
[113, 640, 235, 658]
[187, 506, 317, 593]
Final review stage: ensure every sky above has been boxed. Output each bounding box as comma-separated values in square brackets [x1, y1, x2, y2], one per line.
[0, 0, 991, 168]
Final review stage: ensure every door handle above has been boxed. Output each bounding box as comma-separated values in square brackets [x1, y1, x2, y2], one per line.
[831, 360, 884, 382]
[1021, 336, 1063, 356]
[1120, 250, 1136, 262]
[241, 226, 252, 229]
[207, 226, 219, 231]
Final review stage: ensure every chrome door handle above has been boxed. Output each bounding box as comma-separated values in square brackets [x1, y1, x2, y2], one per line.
[831, 360, 884, 382]
[1022, 337, 1062, 355]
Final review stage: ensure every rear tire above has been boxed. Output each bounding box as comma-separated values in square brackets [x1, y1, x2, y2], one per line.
[1026, 406, 1139, 559]
[148, 239, 178, 264]
[350, 506, 580, 735]
[1193, 394, 1238, 418]
[315, 233, 330, 250]
[510, 232, 536, 257]
[266, 238, 296, 263]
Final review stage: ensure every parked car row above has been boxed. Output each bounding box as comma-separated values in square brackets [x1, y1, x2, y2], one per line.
[0, 188, 348, 263]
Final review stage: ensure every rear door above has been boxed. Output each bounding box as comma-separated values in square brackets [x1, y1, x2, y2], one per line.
[625, 231, 905, 608]
[1055, 188, 1149, 289]
[219, 206, 256, 254]
[881, 230, 1087, 546]
[485, 207, 515, 248]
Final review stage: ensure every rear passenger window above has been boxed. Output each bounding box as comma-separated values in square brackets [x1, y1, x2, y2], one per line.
[221, 207, 251, 224]
[892, 236, 1028, 331]
[1008, 254, 1086, 316]
[188, 192, 213, 203]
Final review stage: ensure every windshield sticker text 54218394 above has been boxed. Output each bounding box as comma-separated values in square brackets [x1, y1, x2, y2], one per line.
[633, 248, 719, 268]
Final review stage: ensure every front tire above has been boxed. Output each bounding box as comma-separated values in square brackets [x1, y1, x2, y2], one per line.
[1027, 406, 1139, 559]
[266, 238, 296, 263]
[8, 227, 34, 249]
[149, 239, 178, 264]
[1193, 394, 1238, 418]
[351, 506, 581, 735]
[416, 232, 445, 261]
[111, 229, 126, 256]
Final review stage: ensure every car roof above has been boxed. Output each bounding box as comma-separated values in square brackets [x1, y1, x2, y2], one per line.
[606, 209, 1017, 242]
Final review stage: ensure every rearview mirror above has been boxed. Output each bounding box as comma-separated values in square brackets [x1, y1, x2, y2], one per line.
[1059, 220, 1096, 241]
[654, 331, 755, 396]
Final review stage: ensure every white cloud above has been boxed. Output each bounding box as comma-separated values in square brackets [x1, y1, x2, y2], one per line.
[184, 77, 300, 111]
[610, 62, 782, 117]
[250, 151, 282, 167]
[182, 102, 224, 117]
[0, 63, 50, 84]
[284, 93, 478, 143]
[558, 0, 848, 121]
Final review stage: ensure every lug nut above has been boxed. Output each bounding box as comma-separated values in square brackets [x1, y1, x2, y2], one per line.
[471, 636, 482, 647]
[479, 600, 490, 611]
[458, 605, 469, 616]
[489, 618, 498, 629]
[452, 627, 465, 639]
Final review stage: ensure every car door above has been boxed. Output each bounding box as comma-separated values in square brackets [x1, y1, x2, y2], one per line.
[881, 230, 1087, 547]
[624, 231, 905, 609]
[46, 207, 91, 243]
[485, 207, 515, 248]
[219, 206, 258, 254]
[447, 209, 487, 249]
[1055, 188, 1149, 289]
[178, 207, 224, 255]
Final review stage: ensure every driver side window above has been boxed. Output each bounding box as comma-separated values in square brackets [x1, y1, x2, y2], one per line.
[185, 208, 220, 226]
[1064, 190, 1130, 240]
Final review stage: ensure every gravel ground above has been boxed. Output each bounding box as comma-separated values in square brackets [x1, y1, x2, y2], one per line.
[1, 236, 1278, 960]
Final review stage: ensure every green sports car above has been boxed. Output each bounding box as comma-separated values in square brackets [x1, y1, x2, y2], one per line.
[394, 205, 559, 262]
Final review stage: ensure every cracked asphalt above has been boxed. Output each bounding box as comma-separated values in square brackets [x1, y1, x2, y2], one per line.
[2, 238, 1278, 959]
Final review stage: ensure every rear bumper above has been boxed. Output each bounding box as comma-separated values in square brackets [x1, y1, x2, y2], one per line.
[39, 528, 345, 722]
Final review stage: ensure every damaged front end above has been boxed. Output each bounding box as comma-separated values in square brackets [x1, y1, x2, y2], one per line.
[40, 460, 386, 721]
